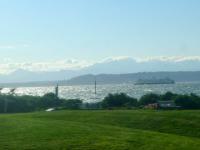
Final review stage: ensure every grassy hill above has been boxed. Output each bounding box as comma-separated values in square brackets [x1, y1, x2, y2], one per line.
[0, 110, 200, 150]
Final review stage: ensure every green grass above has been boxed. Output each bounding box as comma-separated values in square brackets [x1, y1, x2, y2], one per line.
[0, 110, 200, 150]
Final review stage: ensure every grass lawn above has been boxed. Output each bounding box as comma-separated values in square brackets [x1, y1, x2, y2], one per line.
[0, 110, 200, 150]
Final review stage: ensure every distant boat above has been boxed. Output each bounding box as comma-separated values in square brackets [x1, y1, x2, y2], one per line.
[135, 78, 175, 85]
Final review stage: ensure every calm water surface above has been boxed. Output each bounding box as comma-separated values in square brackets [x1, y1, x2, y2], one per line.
[1, 82, 200, 103]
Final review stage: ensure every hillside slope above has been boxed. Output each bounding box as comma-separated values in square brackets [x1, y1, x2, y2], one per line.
[0, 110, 199, 150]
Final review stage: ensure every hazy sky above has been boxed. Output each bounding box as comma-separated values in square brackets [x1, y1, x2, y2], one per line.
[0, 0, 200, 63]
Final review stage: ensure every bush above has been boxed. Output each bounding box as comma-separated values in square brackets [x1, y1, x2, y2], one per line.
[139, 93, 160, 105]
[84, 102, 102, 109]
[0, 94, 41, 113]
[62, 99, 82, 109]
[40, 93, 62, 108]
[160, 92, 177, 101]
[101, 93, 138, 108]
[174, 94, 200, 109]
[0, 93, 77, 113]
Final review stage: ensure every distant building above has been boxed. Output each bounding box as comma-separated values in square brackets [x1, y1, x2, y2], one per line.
[144, 103, 159, 109]
[158, 101, 176, 109]
[145, 101, 178, 110]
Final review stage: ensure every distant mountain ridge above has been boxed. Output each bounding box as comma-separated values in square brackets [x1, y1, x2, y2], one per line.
[1, 71, 200, 87]
[65, 71, 200, 85]
[1, 57, 200, 84]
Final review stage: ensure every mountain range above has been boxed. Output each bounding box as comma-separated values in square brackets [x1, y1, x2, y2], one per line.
[66, 71, 200, 85]
[1, 57, 200, 85]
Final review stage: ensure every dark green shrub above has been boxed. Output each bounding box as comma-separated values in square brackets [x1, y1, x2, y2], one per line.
[101, 93, 138, 108]
[62, 99, 82, 109]
[40, 93, 62, 108]
[174, 94, 200, 109]
[161, 92, 177, 101]
[139, 93, 160, 105]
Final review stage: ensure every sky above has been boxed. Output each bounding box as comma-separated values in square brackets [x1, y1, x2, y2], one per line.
[0, 0, 200, 73]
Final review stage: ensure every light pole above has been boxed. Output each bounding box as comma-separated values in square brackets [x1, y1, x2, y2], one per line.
[55, 84, 59, 98]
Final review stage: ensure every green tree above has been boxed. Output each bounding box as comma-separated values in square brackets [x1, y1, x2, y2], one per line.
[139, 93, 160, 105]
[174, 94, 200, 109]
[101, 93, 138, 108]
[40, 93, 61, 108]
[161, 92, 177, 101]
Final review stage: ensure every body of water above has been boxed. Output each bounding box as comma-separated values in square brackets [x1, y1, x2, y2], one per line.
[1, 82, 200, 103]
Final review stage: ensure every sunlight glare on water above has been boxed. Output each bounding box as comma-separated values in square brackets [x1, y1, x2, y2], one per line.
[1, 83, 200, 103]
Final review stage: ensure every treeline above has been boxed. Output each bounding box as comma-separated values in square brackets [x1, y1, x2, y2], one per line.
[1, 92, 200, 113]
[0, 93, 82, 113]
[85, 92, 200, 110]
[139, 92, 200, 109]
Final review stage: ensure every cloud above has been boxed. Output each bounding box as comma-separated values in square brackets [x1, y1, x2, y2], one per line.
[0, 59, 93, 74]
[98, 56, 200, 64]
[135, 56, 200, 63]
[0, 43, 30, 50]
[0, 45, 15, 49]
[98, 56, 133, 63]
[0, 56, 200, 74]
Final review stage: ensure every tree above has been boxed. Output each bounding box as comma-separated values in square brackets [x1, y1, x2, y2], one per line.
[40, 93, 61, 108]
[174, 94, 200, 109]
[139, 93, 160, 105]
[101, 93, 138, 108]
[161, 92, 177, 101]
